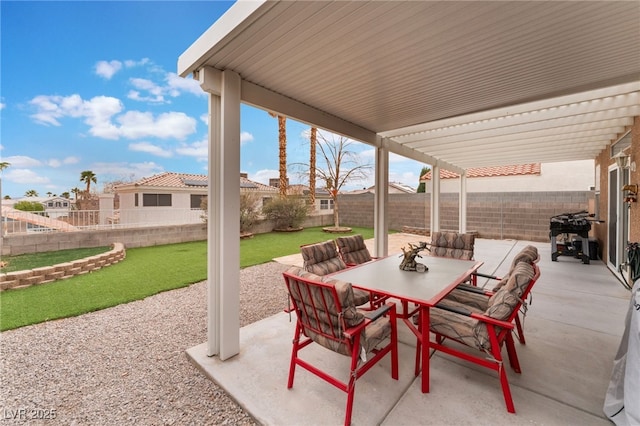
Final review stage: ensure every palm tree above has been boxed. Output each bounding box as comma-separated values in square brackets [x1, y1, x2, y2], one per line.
[269, 112, 287, 197]
[0, 161, 9, 172]
[46, 191, 53, 198]
[61, 191, 70, 199]
[71, 187, 81, 200]
[309, 127, 317, 208]
[80, 170, 97, 198]
[25, 189, 38, 197]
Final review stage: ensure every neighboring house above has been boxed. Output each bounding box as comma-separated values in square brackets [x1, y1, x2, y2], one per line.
[420, 161, 594, 193]
[115, 172, 278, 226]
[285, 183, 334, 212]
[344, 181, 417, 195]
[2, 196, 73, 217]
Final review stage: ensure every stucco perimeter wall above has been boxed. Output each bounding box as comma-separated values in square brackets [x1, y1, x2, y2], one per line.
[1, 215, 337, 256]
[1, 224, 209, 257]
[339, 191, 593, 242]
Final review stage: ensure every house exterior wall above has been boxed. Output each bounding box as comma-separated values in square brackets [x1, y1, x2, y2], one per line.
[427, 160, 594, 193]
[593, 116, 640, 264]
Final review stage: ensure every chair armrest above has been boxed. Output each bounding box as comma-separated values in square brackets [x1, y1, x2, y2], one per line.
[345, 303, 395, 338]
[435, 303, 514, 329]
[364, 303, 392, 321]
[435, 303, 472, 316]
[473, 272, 501, 280]
[455, 283, 491, 295]
[468, 312, 514, 329]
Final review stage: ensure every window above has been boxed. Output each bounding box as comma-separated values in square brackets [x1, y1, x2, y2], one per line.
[47, 202, 53, 207]
[320, 199, 334, 210]
[63, 202, 68, 207]
[142, 193, 172, 207]
[135, 193, 138, 207]
[191, 194, 206, 209]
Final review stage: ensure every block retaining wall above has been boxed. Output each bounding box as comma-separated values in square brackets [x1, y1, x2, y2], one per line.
[0, 243, 126, 291]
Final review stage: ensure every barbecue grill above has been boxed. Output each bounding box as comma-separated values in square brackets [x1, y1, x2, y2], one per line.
[550, 211, 599, 264]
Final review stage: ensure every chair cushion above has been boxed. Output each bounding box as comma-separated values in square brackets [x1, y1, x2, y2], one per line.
[430, 307, 483, 349]
[444, 288, 490, 312]
[492, 245, 539, 291]
[336, 235, 372, 265]
[301, 241, 347, 275]
[430, 231, 475, 260]
[285, 267, 387, 357]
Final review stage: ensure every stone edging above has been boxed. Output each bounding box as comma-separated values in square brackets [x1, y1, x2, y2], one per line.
[0, 243, 126, 291]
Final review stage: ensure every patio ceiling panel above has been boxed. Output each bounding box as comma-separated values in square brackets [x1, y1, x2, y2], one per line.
[179, 0, 640, 171]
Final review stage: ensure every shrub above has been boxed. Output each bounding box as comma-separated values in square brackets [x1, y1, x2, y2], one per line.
[262, 196, 308, 230]
[13, 201, 45, 212]
[240, 193, 260, 234]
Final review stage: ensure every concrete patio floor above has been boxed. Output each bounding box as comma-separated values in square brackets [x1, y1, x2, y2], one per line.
[187, 234, 631, 425]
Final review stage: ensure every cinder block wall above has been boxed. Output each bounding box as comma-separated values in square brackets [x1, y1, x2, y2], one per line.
[339, 191, 592, 242]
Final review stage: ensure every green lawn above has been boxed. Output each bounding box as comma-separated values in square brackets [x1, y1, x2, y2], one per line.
[0, 226, 378, 331]
[1, 246, 112, 273]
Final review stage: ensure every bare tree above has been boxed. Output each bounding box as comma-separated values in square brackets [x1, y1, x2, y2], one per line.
[294, 131, 371, 229]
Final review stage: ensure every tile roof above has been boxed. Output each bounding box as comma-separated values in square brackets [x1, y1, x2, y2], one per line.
[120, 172, 277, 192]
[421, 164, 541, 180]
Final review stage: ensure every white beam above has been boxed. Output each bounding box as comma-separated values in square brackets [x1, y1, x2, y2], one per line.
[241, 79, 378, 146]
[430, 164, 440, 233]
[178, 0, 270, 77]
[374, 141, 389, 257]
[205, 69, 241, 360]
[459, 172, 467, 233]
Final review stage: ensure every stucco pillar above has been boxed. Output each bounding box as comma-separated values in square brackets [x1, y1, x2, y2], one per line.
[200, 67, 241, 360]
[430, 164, 440, 233]
[98, 193, 115, 226]
[374, 141, 389, 257]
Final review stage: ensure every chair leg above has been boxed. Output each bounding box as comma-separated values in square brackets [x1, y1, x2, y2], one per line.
[498, 362, 516, 414]
[488, 324, 516, 413]
[514, 314, 526, 344]
[504, 333, 521, 373]
[287, 323, 302, 389]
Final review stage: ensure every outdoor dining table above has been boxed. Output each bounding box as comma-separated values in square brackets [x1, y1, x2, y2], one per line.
[331, 253, 483, 394]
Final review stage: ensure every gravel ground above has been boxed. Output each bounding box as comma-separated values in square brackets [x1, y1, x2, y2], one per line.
[0, 261, 291, 425]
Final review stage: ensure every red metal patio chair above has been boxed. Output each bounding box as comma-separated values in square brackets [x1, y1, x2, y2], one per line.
[335, 234, 376, 266]
[300, 240, 371, 307]
[283, 267, 399, 426]
[416, 261, 540, 413]
[450, 245, 540, 343]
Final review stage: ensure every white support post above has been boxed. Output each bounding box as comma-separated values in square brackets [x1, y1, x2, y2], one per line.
[202, 68, 241, 360]
[430, 164, 440, 233]
[374, 141, 389, 257]
[459, 172, 467, 233]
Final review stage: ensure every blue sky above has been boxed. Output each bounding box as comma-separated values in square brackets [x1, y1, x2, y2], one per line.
[0, 1, 425, 199]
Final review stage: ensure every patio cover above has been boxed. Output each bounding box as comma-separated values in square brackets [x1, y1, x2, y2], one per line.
[178, 0, 640, 358]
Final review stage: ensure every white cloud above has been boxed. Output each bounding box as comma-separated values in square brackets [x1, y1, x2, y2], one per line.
[200, 113, 208, 125]
[29, 94, 196, 141]
[241, 132, 254, 144]
[124, 58, 150, 68]
[95, 60, 123, 79]
[176, 139, 207, 159]
[250, 169, 278, 185]
[4, 168, 50, 185]
[63, 156, 80, 165]
[0, 102, 5, 110]
[129, 142, 173, 158]
[117, 111, 196, 140]
[2, 155, 42, 168]
[165, 72, 204, 97]
[47, 159, 62, 168]
[92, 161, 164, 180]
